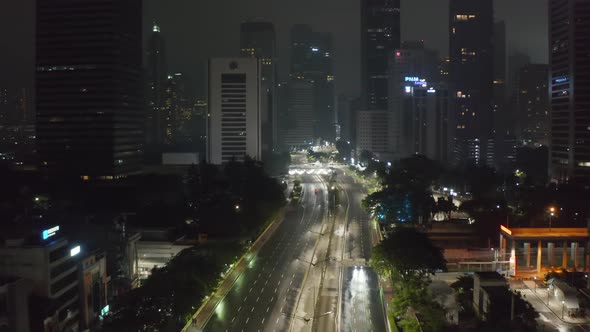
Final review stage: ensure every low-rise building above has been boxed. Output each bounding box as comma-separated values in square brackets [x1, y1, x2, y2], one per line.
[0, 277, 32, 332]
[473, 272, 508, 318]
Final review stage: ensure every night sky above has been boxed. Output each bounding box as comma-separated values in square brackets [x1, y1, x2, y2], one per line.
[0, 0, 548, 99]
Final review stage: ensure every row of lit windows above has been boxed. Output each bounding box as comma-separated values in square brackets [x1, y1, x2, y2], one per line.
[455, 14, 477, 21]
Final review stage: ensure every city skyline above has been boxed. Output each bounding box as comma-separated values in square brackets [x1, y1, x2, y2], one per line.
[0, 0, 548, 98]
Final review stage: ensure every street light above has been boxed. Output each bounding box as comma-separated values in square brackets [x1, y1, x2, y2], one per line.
[533, 276, 537, 293]
[549, 206, 556, 228]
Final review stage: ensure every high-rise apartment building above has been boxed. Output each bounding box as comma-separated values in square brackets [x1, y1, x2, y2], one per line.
[449, 0, 494, 165]
[240, 19, 277, 152]
[36, 0, 143, 180]
[549, 0, 590, 182]
[361, 0, 401, 110]
[207, 58, 261, 164]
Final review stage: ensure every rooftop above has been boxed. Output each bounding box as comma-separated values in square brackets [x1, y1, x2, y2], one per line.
[500, 225, 588, 240]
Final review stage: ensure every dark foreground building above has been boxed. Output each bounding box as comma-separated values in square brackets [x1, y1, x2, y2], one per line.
[549, 0, 590, 183]
[36, 0, 144, 180]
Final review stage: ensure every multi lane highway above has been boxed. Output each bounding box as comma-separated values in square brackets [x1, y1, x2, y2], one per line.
[310, 168, 387, 332]
[200, 164, 388, 332]
[202, 174, 328, 332]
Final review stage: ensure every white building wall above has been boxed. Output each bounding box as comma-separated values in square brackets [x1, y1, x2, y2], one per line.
[208, 58, 261, 164]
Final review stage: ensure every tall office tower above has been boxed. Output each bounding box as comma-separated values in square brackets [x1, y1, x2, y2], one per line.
[449, 0, 494, 166]
[193, 98, 208, 154]
[146, 22, 167, 147]
[161, 73, 192, 146]
[517, 64, 549, 147]
[549, 0, 590, 182]
[389, 41, 441, 158]
[399, 85, 451, 162]
[493, 20, 512, 170]
[36, 0, 143, 180]
[493, 21, 507, 136]
[356, 110, 394, 161]
[336, 95, 359, 145]
[208, 58, 261, 164]
[16, 88, 30, 124]
[282, 79, 315, 147]
[507, 52, 531, 97]
[289, 24, 335, 142]
[240, 19, 277, 152]
[439, 57, 451, 84]
[361, 0, 401, 109]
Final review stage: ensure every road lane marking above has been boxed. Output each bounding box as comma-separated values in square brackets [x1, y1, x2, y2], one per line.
[256, 296, 260, 303]
[232, 317, 236, 323]
[246, 317, 250, 324]
[251, 307, 255, 312]
[238, 306, 242, 312]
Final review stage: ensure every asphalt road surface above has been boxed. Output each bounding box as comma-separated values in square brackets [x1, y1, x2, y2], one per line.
[311, 168, 387, 332]
[202, 174, 328, 332]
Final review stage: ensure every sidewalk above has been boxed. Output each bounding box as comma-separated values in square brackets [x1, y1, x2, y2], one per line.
[181, 209, 286, 332]
[522, 280, 590, 324]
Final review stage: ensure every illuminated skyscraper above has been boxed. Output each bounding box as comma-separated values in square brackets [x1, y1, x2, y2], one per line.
[36, 0, 143, 180]
[240, 19, 277, 152]
[361, 0, 400, 110]
[449, 0, 494, 165]
[549, 0, 590, 182]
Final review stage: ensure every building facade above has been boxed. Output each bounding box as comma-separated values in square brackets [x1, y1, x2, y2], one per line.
[36, 0, 144, 180]
[399, 85, 452, 162]
[207, 58, 261, 164]
[517, 64, 550, 147]
[289, 24, 335, 142]
[356, 110, 394, 162]
[389, 41, 442, 159]
[0, 227, 83, 331]
[146, 22, 167, 148]
[549, 0, 590, 182]
[449, 0, 494, 166]
[241, 19, 277, 152]
[361, 0, 401, 110]
[281, 79, 315, 147]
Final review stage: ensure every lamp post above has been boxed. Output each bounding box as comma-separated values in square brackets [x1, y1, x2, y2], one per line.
[533, 276, 537, 293]
[562, 300, 565, 319]
[549, 207, 556, 229]
[547, 288, 550, 305]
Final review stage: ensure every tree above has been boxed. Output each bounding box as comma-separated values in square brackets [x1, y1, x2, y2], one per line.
[363, 155, 439, 224]
[370, 227, 446, 285]
[359, 149, 373, 166]
[371, 227, 448, 332]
